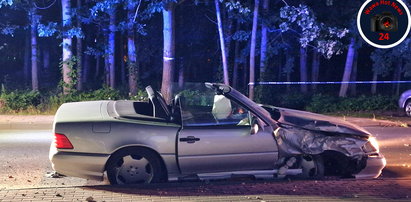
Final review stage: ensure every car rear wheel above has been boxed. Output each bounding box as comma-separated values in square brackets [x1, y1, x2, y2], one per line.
[299, 155, 324, 179]
[106, 148, 163, 185]
[405, 100, 411, 117]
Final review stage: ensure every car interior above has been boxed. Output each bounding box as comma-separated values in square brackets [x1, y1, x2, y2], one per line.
[114, 85, 250, 127]
[111, 86, 172, 121]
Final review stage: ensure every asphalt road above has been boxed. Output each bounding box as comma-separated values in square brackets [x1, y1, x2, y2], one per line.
[364, 126, 411, 178]
[0, 130, 106, 189]
[0, 126, 410, 190]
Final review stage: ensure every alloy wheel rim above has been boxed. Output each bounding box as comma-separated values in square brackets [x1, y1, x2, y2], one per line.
[300, 155, 317, 177]
[406, 104, 411, 116]
[114, 155, 153, 184]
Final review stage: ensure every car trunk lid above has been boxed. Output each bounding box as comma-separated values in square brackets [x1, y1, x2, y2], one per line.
[54, 101, 111, 123]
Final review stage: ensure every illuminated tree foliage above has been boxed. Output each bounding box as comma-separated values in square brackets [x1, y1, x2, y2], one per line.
[0, 0, 409, 100]
[0, 0, 12, 7]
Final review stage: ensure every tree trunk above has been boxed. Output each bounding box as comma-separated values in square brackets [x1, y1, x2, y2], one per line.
[178, 62, 184, 88]
[30, 9, 38, 91]
[371, 72, 378, 94]
[95, 56, 100, 79]
[311, 50, 320, 91]
[76, 0, 83, 91]
[120, 36, 126, 86]
[232, 41, 240, 89]
[128, 3, 138, 96]
[393, 60, 402, 96]
[259, 0, 269, 80]
[43, 47, 50, 70]
[161, 2, 176, 104]
[278, 53, 282, 81]
[83, 54, 90, 87]
[224, 18, 233, 62]
[243, 64, 248, 89]
[62, 0, 73, 94]
[103, 26, 109, 85]
[339, 37, 356, 97]
[249, 0, 259, 100]
[232, 21, 241, 89]
[349, 50, 358, 96]
[299, 47, 308, 93]
[105, 55, 110, 85]
[215, 0, 229, 85]
[286, 72, 291, 92]
[42, 46, 49, 85]
[108, 11, 116, 89]
[23, 32, 30, 86]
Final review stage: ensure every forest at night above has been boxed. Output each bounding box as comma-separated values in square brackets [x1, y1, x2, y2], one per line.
[0, 0, 410, 114]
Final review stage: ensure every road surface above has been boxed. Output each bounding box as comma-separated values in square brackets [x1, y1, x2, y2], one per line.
[0, 130, 106, 189]
[365, 126, 411, 178]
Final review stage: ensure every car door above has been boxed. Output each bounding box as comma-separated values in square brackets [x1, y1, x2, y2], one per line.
[177, 94, 278, 174]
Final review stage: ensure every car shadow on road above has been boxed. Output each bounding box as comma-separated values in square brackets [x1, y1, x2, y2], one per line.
[381, 166, 411, 178]
[84, 178, 411, 200]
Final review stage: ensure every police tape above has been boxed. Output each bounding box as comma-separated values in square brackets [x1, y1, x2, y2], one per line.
[248, 81, 411, 85]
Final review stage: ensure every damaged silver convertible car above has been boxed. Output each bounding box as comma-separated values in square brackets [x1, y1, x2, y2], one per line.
[49, 83, 386, 184]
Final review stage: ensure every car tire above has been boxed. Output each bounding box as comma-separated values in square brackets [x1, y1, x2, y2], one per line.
[405, 100, 411, 117]
[299, 155, 324, 179]
[106, 148, 164, 185]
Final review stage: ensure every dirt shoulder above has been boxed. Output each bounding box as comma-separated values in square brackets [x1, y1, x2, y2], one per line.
[0, 115, 54, 130]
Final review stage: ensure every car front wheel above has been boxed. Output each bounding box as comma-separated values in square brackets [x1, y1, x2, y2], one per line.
[405, 101, 411, 117]
[299, 155, 324, 179]
[106, 148, 163, 185]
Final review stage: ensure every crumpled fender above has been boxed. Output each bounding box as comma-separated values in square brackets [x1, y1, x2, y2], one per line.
[274, 126, 367, 159]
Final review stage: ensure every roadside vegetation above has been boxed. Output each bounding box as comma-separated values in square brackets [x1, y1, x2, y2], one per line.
[0, 86, 148, 115]
[260, 92, 399, 117]
[0, 86, 399, 116]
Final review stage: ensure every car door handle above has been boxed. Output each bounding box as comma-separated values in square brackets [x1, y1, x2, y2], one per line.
[179, 136, 200, 143]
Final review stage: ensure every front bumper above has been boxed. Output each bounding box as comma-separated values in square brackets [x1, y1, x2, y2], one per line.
[49, 147, 110, 181]
[355, 154, 386, 179]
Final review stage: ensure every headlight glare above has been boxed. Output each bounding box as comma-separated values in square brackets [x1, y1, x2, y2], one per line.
[363, 137, 380, 153]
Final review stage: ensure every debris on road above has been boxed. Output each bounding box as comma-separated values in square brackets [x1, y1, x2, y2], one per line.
[45, 171, 65, 178]
[86, 196, 96, 202]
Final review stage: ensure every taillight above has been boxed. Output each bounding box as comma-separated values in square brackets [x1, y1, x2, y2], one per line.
[54, 133, 74, 149]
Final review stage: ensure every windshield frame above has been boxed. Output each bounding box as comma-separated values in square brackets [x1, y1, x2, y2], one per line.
[204, 83, 278, 127]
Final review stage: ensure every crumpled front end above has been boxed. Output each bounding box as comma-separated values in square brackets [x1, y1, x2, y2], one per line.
[274, 126, 385, 178]
[275, 126, 366, 158]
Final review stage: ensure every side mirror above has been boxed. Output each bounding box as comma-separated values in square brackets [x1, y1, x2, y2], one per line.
[250, 123, 259, 135]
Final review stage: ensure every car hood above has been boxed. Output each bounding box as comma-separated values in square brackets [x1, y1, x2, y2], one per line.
[266, 106, 371, 138]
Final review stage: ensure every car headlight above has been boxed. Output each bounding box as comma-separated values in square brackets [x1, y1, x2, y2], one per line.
[363, 137, 380, 153]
